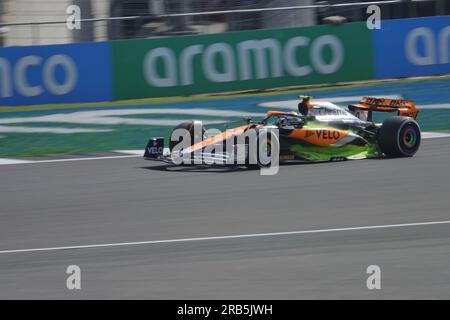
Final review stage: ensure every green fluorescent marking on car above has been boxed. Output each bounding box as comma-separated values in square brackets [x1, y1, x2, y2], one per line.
[290, 144, 375, 161]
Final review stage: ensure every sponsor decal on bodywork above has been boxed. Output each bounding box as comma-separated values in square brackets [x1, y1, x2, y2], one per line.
[288, 128, 348, 146]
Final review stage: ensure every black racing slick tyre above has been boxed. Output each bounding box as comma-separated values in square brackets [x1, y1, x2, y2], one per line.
[378, 116, 421, 157]
[246, 129, 279, 168]
[169, 121, 204, 152]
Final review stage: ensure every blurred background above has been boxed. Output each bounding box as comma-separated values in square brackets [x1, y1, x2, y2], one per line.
[0, 0, 449, 46]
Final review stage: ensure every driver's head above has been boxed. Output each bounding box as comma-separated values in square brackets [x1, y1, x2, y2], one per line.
[298, 95, 311, 115]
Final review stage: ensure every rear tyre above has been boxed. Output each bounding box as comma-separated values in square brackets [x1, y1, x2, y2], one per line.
[378, 116, 421, 157]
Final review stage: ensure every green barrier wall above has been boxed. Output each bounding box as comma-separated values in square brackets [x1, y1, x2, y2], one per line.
[111, 22, 374, 100]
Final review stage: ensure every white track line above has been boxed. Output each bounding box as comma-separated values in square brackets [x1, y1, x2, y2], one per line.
[1, 220, 450, 255]
[0, 158, 31, 164]
[420, 104, 450, 110]
[0, 154, 140, 165]
[114, 149, 144, 156]
[422, 132, 450, 139]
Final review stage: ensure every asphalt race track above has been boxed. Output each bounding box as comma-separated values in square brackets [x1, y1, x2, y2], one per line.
[1, 137, 450, 299]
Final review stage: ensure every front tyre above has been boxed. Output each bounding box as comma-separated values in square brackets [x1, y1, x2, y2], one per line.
[169, 121, 204, 152]
[246, 129, 279, 168]
[169, 121, 205, 166]
[378, 116, 421, 157]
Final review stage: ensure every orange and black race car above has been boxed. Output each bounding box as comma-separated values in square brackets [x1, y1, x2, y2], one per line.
[144, 96, 421, 167]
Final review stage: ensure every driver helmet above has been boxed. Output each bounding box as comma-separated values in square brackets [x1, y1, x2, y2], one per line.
[298, 95, 312, 116]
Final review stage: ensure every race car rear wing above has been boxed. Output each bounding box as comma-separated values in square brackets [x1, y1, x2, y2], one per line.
[348, 97, 419, 121]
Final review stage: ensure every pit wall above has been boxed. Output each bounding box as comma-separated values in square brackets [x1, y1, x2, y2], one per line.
[0, 16, 448, 107]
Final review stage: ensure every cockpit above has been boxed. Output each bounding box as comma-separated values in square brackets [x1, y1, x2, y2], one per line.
[277, 115, 304, 128]
[262, 113, 305, 129]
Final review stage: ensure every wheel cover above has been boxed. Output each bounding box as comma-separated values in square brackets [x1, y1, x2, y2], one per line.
[259, 140, 272, 165]
[399, 122, 420, 154]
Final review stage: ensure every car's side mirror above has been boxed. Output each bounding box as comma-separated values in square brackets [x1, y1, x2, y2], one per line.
[243, 117, 253, 124]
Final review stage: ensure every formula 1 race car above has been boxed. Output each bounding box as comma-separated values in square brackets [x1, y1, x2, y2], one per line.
[144, 96, 421, 167]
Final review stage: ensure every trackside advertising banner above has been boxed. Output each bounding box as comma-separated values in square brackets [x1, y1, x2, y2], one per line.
[111, 23, 374, 100]
[1, 16, 448, 107]
[0, 42, 112, 106]
[374, 15, 450, 78]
